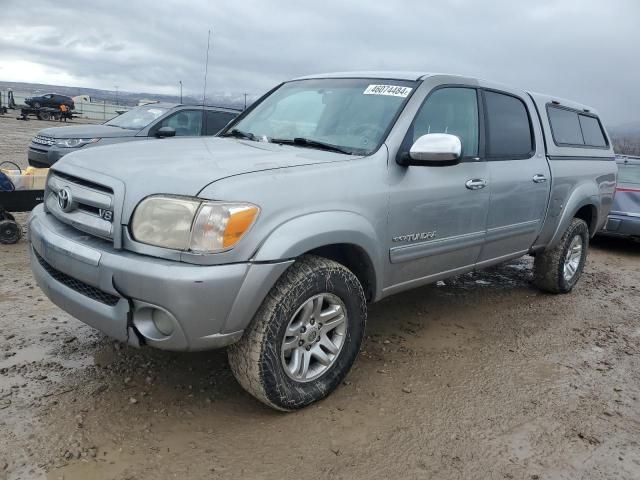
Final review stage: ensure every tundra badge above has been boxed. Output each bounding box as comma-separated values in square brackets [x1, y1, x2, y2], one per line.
[392, 231, 437, 243]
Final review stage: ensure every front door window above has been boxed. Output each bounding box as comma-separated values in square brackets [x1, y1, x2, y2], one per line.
[409, 87, 479, 157]
[155, 110, 203, 136]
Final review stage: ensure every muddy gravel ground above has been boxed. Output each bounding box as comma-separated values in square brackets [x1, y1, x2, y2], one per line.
[1, 116, 640, 480]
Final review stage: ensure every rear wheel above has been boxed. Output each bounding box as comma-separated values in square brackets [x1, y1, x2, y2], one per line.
[40, 111, 51, 121]
[534, 218, 589, 293]
[228, 255, 367, 411]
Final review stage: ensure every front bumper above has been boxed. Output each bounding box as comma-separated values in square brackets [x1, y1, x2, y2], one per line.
[602, 214, 640, 238]
[28, 204, 293, 351]
[28, 144, 68, 168]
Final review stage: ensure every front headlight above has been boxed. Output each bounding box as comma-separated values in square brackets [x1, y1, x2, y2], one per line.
[55, 138, 100, 148]
[130, 195, 260, 253]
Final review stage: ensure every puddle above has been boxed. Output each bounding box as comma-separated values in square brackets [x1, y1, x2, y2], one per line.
[0, 336, 95, 401]
[48, 460, 128, 480]
[0, 372, 27, 392]
[0, 344, 52, 369]
[0, 342, 93, 370]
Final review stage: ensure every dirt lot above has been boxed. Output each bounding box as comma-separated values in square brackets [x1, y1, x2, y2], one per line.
[1, 115, 640, 480]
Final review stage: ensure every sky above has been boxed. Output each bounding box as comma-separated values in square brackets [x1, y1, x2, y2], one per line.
[1, 0, 639, 126]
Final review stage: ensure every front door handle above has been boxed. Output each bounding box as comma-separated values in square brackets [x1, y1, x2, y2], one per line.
[465, 179, 487, 190]
[532, 174, 548, 183]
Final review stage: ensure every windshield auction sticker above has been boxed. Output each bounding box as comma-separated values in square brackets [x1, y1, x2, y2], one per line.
[363, 85, 413, 97]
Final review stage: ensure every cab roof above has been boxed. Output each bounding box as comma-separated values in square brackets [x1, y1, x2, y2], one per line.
[527, 92, 599, 118]
[138, 102, 241, 113]
[293, 71, 433, 81]
[292, 71, 599, 114]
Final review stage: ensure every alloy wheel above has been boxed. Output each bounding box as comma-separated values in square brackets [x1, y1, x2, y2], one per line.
[280, 293, 348, 382]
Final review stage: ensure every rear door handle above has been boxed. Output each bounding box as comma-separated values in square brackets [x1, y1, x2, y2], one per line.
[465, 179, 487, 190]
[532, 174, 547, 183]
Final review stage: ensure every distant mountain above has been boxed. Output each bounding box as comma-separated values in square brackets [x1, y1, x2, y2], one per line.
[609, 121, 640, 156]
[609, 121, 640, 138]
[0, 80, 255, 110]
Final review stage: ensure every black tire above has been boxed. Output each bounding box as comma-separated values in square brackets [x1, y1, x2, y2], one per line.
[0, 220, 22, 244]
[228, 255, 367, 411]
[534, 218, 589, 293]
[40, 111, 51, 121]
[33, 102, 41, 109]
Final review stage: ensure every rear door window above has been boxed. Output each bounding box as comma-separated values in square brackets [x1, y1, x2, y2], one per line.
[484, 91, 533, 158]
[203, 111, 237, 135]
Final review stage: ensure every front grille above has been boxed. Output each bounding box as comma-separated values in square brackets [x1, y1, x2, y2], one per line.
[29, 145, 49, 153]
[33, 135, 56, 146]
[53, 171, 113, 194]
[29, 159, 50, 168]
[46, 172, 116, 240]
[34, 250, 120, 306]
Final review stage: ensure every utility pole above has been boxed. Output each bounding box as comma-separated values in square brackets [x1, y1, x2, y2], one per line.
[243, 93, 248, 110]
[179, 80, 183, 103]
[114, 85, 119, 106]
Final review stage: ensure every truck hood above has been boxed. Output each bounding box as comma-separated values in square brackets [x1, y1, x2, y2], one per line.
[54, 137, 350, 219]
[38, 124, 137, 139]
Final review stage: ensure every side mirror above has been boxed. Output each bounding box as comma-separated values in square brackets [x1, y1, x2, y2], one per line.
[405, 133, 462, 166]
[155, 126, 176, 138]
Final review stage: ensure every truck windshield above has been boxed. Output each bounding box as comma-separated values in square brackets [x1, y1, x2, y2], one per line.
[618, 163, 640, 185]
[105, 106, 169, 130]
[224, 78, 417, 155]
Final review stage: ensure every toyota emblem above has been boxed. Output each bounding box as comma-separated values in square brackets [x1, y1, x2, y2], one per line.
[57, 187, 73, 212]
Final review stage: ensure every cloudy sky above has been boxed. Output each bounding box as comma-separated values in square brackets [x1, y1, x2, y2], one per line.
[1, 0, 638, 126]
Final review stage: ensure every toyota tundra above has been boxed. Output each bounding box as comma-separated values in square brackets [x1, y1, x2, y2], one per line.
[28, 72, 617, 410]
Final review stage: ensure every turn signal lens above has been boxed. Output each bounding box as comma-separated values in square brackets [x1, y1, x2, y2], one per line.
[223, 206, 260, 248]
[189, 202, 260, 253]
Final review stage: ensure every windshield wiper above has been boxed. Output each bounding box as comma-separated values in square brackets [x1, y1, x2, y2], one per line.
[270, 137, 352, 155]
[221, 128, 257, 141]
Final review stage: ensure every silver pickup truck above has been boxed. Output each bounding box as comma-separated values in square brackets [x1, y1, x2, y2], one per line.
[28, 72, 617, 410]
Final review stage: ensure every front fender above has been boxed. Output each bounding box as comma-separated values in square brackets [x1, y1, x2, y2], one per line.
[253, 211, 384, 293]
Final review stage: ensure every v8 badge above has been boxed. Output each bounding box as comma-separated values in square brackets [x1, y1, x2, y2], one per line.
[100, 209, 114, 222]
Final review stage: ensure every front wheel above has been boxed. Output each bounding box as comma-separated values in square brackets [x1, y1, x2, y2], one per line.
[534, 218, 589, 293]
[228, 255, 367, 411]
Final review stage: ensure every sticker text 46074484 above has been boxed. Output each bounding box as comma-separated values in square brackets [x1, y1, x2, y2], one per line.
[363, 85, 413, 97]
